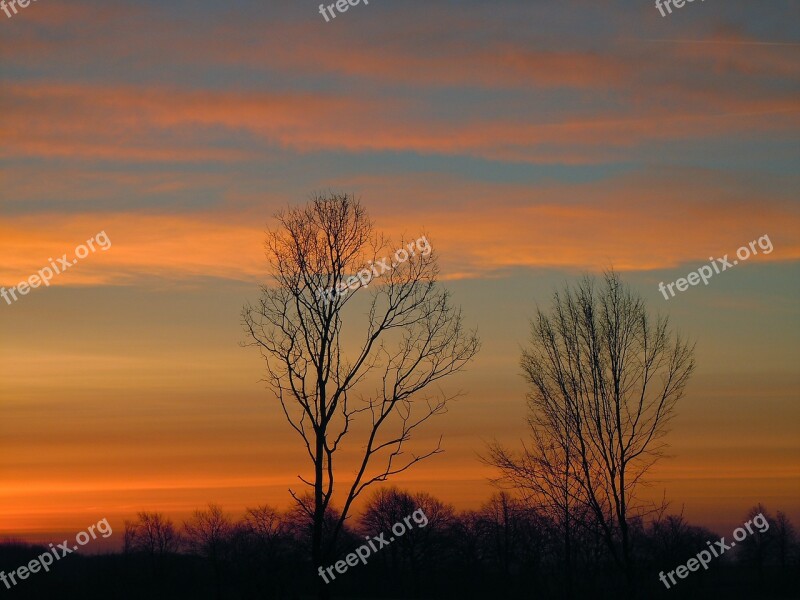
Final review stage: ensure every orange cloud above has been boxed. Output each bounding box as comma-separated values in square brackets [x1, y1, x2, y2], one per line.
[1, 170, 798, 288]
[2, 82, 797, 166]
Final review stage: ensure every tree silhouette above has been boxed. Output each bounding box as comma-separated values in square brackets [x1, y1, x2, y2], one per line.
[123, 511, 182, 578]
[242, 193, 479, 597]
[772, 511, 798, 570]
[182, 504, 233, 599]
[238, 504, 288, 558]
[486, 414, 587, 597]
[360, 487, 455, 595]
[487, 271, 695, 595]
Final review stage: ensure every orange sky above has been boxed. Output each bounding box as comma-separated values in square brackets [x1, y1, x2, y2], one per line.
[1, 0, 798, 546]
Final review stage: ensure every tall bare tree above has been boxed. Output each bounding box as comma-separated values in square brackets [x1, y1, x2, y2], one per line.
[242, 193, 479, 595]
[488, 272, 694, 593]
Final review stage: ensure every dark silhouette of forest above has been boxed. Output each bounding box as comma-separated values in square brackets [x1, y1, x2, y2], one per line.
[0, 490, 797, 599]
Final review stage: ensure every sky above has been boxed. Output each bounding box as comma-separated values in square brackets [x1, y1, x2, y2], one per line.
[0, 0, 798, 547]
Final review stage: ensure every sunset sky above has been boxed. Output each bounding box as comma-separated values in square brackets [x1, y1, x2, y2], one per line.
[1, 0, 798, 547]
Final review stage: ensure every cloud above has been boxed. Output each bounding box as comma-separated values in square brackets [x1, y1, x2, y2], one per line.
[2, 82, 797, 168]
[2, 169, 797, 288]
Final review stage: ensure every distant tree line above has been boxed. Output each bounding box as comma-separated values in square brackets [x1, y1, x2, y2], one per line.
[0, 490, 797, 599]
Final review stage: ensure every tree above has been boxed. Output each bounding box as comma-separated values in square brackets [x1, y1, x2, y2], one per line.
[477, 493, 545, 580]
[772, 511, 797, 570]
[242, 194, 479, 596]
[486, 413, 587, 597]
[239, 504, 288, 557]
[642, 512, 718, 569]
[282, 492, 354, 559]
[124, 512, 182, 577]
[487, 272, 694, 593]
[359, 487, 455, 596]
[230, 505, 296, 599]
[183, 504, 233, 599]
[123, 520, 138, 555]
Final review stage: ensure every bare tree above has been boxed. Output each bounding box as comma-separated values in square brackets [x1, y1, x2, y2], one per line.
[183, 504, 233, 599]
[230, 505, 296, 598]
[772, 511, 798, 570]
[360, 487, 455, 596]
[242, 193, 479, 594]
[125, 512, 182, 577]
[282, 492, 353, 559]
[486, 407, 587, 598]
[643, 511, 717, 567]
[360, 487, 455, 565]
[488, 272, 694, 592]
[481, 493, 549, 579]
[122, 520, 138, 555]
[240, 504, 287, 554]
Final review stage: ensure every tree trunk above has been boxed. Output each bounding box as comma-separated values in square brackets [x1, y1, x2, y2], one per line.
[313, 431, 329, 600]
[564, 508, 573, 600]
[618, 518, 636, 599]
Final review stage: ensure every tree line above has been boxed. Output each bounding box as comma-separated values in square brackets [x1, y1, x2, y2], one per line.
[0, 491, 796, 599]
